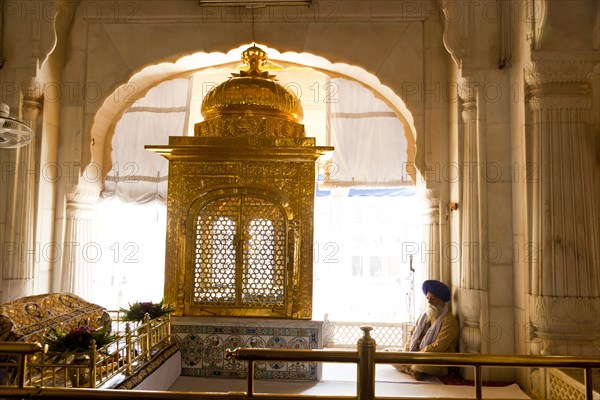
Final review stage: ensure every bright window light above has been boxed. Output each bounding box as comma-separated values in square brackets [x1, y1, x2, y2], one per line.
[92, 65, 422, 322]
[312, 189, 423, 323]
[91, 198, 167, 310]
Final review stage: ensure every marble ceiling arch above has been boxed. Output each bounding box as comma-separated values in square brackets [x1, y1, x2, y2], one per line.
[87, 44, 418, 185]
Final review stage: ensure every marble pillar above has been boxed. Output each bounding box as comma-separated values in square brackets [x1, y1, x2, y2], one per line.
[0, 87, 41, 303]
[0, 143, 35, 302]
[422, 189, 441, 281]
[525, 58, 600, 356]
[457, 76, 488, 355]
[59, 190, 97, 301]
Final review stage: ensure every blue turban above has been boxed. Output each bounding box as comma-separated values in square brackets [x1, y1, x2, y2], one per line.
[422, 280, 451, 302]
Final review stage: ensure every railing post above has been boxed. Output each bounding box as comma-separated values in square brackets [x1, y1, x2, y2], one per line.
[474, 365, 482, 400]
[247, 360, 254, 396]
[143, 313, 151, 361]
[90, 339, 97, 388]
[357, 326, 376, 400]
[125, 323, 133, 375]
[167, 313, 172, 344]
[17, 353, 26, 388]
[585, 367, 593, 400]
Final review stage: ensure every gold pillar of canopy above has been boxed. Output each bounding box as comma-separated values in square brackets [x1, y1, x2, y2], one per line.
[147, 46, 333, 319]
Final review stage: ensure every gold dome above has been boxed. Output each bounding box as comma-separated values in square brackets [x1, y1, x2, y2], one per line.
[195, 46, 305, 139]
[201, 46, 303, 123]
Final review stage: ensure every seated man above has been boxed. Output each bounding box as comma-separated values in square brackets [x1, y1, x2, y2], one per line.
[395, 279, 459, 380]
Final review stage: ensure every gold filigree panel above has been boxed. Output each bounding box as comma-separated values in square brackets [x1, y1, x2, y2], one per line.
[190, 192, 289, 315]
[241, 197, 286, 307]
[195, 116, 305, 138]
[194, 197, 239, 306]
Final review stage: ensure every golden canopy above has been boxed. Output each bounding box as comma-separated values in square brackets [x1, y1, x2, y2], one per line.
[147, 45, 333, 319]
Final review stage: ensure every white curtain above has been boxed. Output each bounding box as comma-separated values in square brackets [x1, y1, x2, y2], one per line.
[102, 78, 191, 203]
[326, 78, 410, 186]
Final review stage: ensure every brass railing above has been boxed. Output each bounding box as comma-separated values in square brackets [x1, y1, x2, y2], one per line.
[0, 342, 43, 388]
[1, 325, 599, 400]
[0, 313, 172, 389]
[227, 326, 600, 400]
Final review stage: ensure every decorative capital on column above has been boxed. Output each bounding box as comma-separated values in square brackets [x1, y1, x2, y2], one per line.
[457, 75, 479, 124]
[21, 77, 43, 122]
[421, 189, 440, 223]
[525, 59, 593, 110]
[528, 294, 600, 336]
[528, 294, 600, 355]
[458, 287, 482, 321]
[457, 76, 479, 103]
[65, 184, 100, 216]
[458, 287, 484, 353]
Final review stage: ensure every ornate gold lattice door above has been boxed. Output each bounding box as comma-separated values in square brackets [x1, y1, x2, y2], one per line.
[188, 192, 291, 317]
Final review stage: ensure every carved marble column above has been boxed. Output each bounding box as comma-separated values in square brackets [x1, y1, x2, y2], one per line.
[457, 77, 487, 354]
[422, 190, 441, 281]
[0, 85, 41, 302]
[59, 190, 98, 301]
[525, 59, 600, 356]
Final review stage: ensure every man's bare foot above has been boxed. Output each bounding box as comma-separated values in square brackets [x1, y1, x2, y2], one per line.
[413, 371, 426, 381]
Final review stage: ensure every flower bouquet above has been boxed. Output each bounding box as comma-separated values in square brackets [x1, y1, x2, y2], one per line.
[119, 299, 174, 323]
[43, 324, 115, 387]
[43, 325, 116, 362]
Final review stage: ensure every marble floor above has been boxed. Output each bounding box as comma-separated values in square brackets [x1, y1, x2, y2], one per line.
[168, 364, 531, 399]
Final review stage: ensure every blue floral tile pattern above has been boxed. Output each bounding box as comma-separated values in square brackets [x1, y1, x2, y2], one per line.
[180, 334, 203, 367]
[246, 336, 267, 370]
[266, 336, 287, 370]
[224, 336, 245, 371]
[202, 335, 224, 368]
[287, 336, 308, 349]
[174, 319, 321, 380]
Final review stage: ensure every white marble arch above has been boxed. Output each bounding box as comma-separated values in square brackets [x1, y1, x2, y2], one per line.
[87, 44, 419, 184]
[50, 1, 447, 191]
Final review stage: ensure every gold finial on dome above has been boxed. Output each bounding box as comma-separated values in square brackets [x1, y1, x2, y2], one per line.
[197, 45, 305, 137]
[236, 45, 272, 79]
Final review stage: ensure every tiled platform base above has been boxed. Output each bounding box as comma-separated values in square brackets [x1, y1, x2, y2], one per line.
[172, 317, 323, 381]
